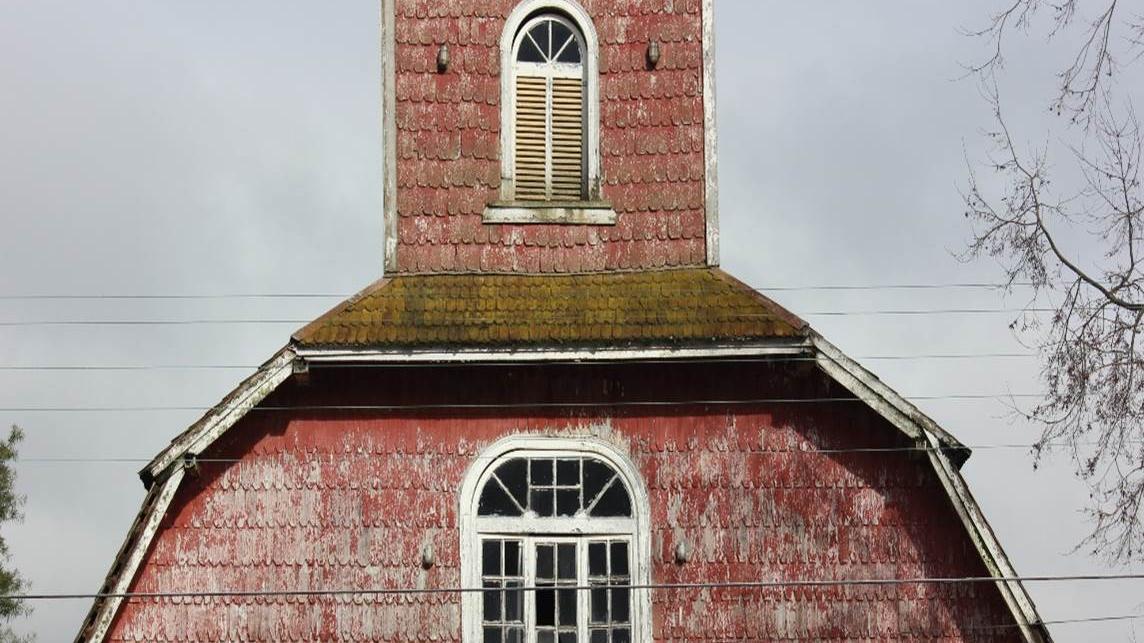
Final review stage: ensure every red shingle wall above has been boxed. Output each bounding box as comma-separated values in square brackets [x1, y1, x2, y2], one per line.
[392, 0, 708, 273]
[107, 363, 1023, 641]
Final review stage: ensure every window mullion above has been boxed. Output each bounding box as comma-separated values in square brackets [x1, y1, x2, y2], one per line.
[524, 538, 536, 643]
[577, 539, 589, 643]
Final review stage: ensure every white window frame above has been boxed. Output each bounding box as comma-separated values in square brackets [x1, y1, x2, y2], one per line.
[484, 0, 615, 225]
[459, 436, 651, 643]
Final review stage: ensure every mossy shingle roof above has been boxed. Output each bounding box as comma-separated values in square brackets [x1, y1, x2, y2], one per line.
[293, 268, 807, 350]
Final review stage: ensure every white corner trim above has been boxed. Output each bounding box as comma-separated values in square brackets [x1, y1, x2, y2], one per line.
[144, 348, 298, 482]
[482, 202, 616, 225]
[381, 0, 398, 273]
[80, 467, 186, 643]
[701, 0, 719, 266]
[921, 435, 1050, 642]
[458, 436, 652, 643]
[811, 334, 1048, 642]
[499, 0, 601, 202]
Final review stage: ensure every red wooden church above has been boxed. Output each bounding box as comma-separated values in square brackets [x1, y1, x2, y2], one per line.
[77, 1, 1053, 641]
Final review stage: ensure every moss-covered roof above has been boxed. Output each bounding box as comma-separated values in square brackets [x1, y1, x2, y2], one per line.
[292, 268, 807, 350]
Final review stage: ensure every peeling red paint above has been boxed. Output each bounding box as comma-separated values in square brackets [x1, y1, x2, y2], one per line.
[107, 363, 1024, 641]
[390, 0, 709, 273]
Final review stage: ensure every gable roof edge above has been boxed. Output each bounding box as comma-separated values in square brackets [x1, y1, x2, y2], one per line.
[812, 333, 1051, 642]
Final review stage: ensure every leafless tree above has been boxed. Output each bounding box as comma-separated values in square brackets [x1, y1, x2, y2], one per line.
[963, 0, 1144, 562]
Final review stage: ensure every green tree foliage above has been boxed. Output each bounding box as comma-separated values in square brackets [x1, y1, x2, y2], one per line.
[0, 426, 30, 642]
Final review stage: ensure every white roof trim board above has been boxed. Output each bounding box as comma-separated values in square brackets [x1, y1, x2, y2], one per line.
[75, 340, 1052, 642]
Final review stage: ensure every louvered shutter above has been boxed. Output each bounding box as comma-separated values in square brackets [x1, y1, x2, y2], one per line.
[514, 75, 548, 201]
[549, 77, 584, 200]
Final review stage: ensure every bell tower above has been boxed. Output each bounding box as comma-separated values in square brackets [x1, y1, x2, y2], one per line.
[380, 0, 719, 273]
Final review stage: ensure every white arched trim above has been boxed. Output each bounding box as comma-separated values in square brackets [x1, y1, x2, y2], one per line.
[484, 0, 616, 225]
[459, 435, 651, 643]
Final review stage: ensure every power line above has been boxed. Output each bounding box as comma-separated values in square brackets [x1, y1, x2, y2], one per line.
[0, 308, 1059, 327]
[9, 573, 1144, 602]
[0, 393, 1043, 413]
[0, 352, 1038, 371]
[0, 282, 1040, 301]
[20, 440, 1118, 464]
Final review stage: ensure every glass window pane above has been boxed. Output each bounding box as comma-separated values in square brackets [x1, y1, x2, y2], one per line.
[538, 632, 554, 643]
[590, 586, 608, 623]
[611, 587, 630, 623]
[518, 33, 545, 63]
[557, 459, 579, 485]
[590, 482, 632, 517]
[558, 633, 577, 643]
[556, 489, 579, 516]
[504, 540, 521, 576]
[536, 545, 554, 580]
[531, 458, 554, 485]
[497, 459, 529, 508]
[610, 542, 629, 576]
[536, 588, 556, 626]
[591, 630, 608, 643]
[583, 460, 613, 505]
[558, 588, 577, 626]
[531, 488, 554, 517]
[484, 627, 502, 643]
[529, 23, 551, 60]
[557, 544, 576, 579]
[506, 628, 523, 643]
[613, 628, 631, 643]
[483, 540, 501, 576]
[479, 482, 522, 517]
[483, 581, 501, 621]
[557, 39, 582, 64]
[505, 582, 523, 622]
[588, 542, 607, 577]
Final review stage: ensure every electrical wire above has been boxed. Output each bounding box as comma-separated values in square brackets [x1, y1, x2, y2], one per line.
[18, 440, 1119, 464]
[0, 352, 1038, 371]
[0, 393, 1043, 413]
[0, 281, 1040, 301]
[0, 308, 1060, 327]
[8, 573, 1144, 602]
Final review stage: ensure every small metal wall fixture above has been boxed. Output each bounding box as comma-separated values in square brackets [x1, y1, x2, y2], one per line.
[646, 40, 661, 69]
[437, 43, 450, 73]
[673, 540, 689, 565]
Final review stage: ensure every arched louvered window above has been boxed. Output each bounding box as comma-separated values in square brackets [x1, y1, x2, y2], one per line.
[460, 439, 650, 643]
[511, 14, 587, 202]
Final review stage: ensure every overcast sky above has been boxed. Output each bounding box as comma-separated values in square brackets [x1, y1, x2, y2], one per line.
[2, 1, 1143, 640]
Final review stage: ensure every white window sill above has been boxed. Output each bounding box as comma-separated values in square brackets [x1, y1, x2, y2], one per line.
[483, 201, 616, 225]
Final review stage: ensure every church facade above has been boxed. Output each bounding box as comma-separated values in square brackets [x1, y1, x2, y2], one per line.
[77, 1, 1051, 641]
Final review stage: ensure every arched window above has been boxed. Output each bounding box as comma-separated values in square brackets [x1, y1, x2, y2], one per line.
[460, 438, 649, 643]
[511, 13, 587, 202]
